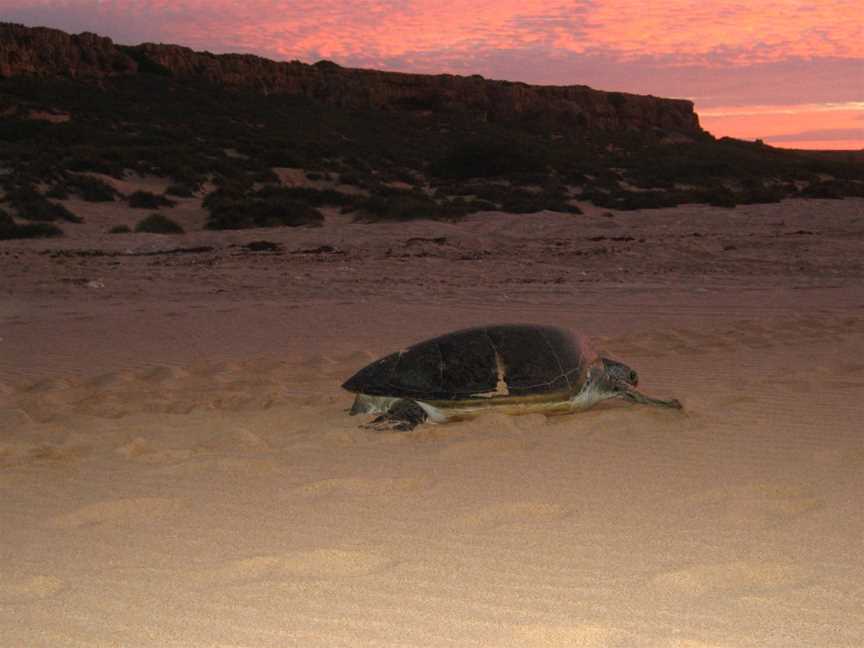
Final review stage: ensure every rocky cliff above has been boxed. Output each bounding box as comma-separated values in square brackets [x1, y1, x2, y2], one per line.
[0, 22, 702, 135]
[0, 23, 135, 78]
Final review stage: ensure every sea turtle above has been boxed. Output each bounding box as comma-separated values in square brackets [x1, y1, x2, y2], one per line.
[342, 324, 682, 431]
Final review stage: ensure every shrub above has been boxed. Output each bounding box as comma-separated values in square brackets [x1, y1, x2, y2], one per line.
[449, 182, 582, 214]
[390, 167, 418, 184]
[258, 186, 357, 207]
[611, 191, 679, 211]
[251, 168, 280, 183]
[129, 191, 177, 209]
[167, 167, 205, 189]
[63, 149, 126, 177]
[738, 181, 784, 204]
[134, 213, 185, 233]
[259, 149, 302, 167]
[0, 209, 63, 239]
[495, 187, 584, 214]
[432, 136, 545, 179]
[0, 118, 49, 142]
[435, 181, 474, 197]
[214, 200, 324, 229]
[108, 225, 131, 234]
[165, 183, 195, 198]
[65, 174, 117, 202]
[204, 187, 323, 229]
[577, 187, 614, 208]
[465, 198, 497, 211]
[245, 200, 322, 228]
[462, 182, 513, 203]
[800, 179, 864, 199]
[202, 186, 242, 214]
[703, 186, 738, 208]
[0, 222, 63, 239]
[354, 193, 434, 222]
[6, 187, 82, 222]
[352, 191, 467, 222]
[45, 184, 70, 199]
[578, 185, 684, 210]
[339, 171, 374, 187]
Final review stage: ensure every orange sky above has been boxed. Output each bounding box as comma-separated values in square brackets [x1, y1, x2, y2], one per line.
[7, 1, 863, 149]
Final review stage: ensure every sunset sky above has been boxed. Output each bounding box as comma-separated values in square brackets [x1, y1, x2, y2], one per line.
[5, 1, 863, 149]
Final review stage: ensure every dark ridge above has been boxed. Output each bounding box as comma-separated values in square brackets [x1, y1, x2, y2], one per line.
[0, 22, 701, 136]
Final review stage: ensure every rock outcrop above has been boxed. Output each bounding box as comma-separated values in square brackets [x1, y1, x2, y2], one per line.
[0, 22, 702, 135]
[0, 23, 135, 78]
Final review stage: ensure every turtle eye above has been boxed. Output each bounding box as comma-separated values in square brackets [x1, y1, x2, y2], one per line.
[629, 371, 638, 386]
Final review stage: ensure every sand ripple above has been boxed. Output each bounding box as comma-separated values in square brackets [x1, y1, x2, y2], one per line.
[46, 497, 180, 529]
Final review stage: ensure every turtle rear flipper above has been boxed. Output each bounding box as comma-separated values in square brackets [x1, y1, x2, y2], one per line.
[363, 399, 429, 432]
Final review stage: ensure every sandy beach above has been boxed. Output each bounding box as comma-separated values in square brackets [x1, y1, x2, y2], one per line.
[1, 194, 863, 647]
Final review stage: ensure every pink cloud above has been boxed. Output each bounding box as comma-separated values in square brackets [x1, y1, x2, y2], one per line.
[10, 1, 860, 64]
[581, 1, 862, 63]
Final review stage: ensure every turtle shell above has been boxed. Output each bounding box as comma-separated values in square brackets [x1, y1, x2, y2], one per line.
[342, 325, 591, 401]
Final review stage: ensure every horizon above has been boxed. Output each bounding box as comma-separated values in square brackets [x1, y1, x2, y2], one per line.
[3, 1, 862, 150]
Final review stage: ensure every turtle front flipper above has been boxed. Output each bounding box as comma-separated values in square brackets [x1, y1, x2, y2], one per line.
[622, 389, 682, 409]
[362, 399, 429, 432]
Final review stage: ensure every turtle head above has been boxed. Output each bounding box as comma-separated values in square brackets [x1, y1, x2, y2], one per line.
[573, 356, 639, 409]
[591, 357, 682, 410]
[597, 357, 639, 391]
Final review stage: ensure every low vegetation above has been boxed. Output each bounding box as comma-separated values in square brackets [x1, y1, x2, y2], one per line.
[62, 174, 117, 202]
[0, 72, 860, 233]
[351, 188, 474, 222]
[134, 213, 184, 233]
[0, 208, 63, 239]
[203, 185, 323, 229]
[128, 191, 177, 209]
[164, 183, 196, 197]
[3, 186, 82, 222]
[431, 136, 546, 179]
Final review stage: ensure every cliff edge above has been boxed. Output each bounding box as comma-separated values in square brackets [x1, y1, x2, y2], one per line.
[0, 22, 702, 136]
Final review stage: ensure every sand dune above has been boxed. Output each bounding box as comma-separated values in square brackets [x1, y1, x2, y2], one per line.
[1, 200, 863, 646]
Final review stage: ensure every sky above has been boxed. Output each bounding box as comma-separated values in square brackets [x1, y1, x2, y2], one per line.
[4, 1, 863, 149]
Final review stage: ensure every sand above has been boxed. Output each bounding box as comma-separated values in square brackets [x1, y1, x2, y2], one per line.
[1, 193, 863, 647]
